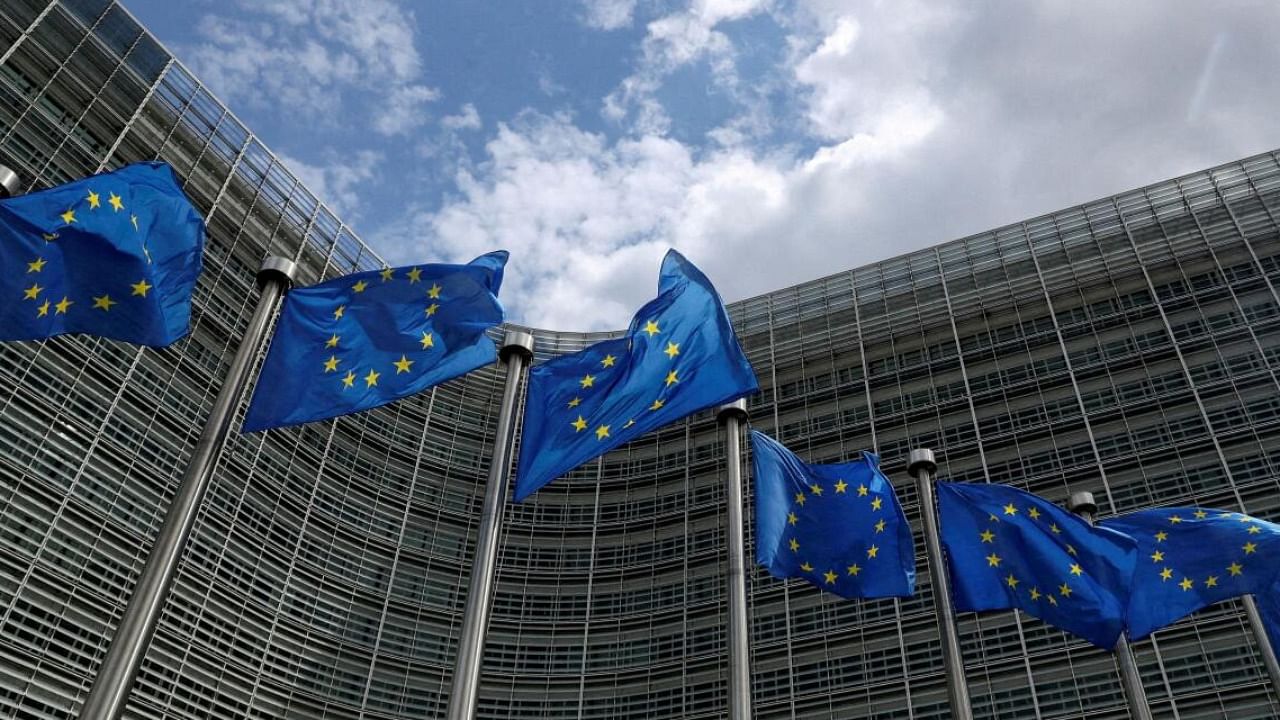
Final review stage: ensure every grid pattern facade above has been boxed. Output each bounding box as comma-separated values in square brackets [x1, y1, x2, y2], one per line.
[1, 1, 1280, 718]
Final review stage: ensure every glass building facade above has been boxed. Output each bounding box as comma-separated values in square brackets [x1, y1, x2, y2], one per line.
[2, 1, 1280, 718]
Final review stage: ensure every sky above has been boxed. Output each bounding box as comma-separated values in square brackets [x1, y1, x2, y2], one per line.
[120, 0, 1280, 331]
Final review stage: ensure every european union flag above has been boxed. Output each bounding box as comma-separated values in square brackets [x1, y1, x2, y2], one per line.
[241, 251, 507, 432]
[1100, 507, 1280, 640]
[0, 162, 204, 347]
[937, 482, 1137, 649]
[751, 431, 914, 599]
[513, 250, 758, 501]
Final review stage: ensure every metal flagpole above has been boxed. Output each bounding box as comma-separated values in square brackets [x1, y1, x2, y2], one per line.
[717, 399, 752, 720]
[79, 255, 297, 720]
[0, 164, 19, 198]
[909, 448, 974, 720]
[1241, 595, 1280, 693]
[445, 330, 534, 720]
[1065, 491, 1153, 720]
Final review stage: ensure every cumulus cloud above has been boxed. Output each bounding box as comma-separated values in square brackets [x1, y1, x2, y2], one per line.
[580, 0, 639, 30]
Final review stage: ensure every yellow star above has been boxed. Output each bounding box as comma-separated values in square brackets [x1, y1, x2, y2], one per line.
[847, 563, 861, 576]
[380, 268, 394, 281]
[800, 562, 813, 572]
[23, 283, 42, 300]
[1002, 503, 1018, 516]
[130, 214, 138, 231]
[601, 354, 616, 367]
[326, 333, 340, 348]
[341, 370, 356, 388]
[87, 190, 100, 209]
[1066, 545, 1077, 556]
[1205, 575, 1219, 588]
[580, 374, 595, 388]
[406, 267, 422, 283]
[794, 492, 806, 507]
[428, 283, 442, 299]
[567, 397, 581, 408]
[1150, 550, 1164, 563]
[92, 294, 116, 311]
[1005, 574, 1019, 588]
[334, 305, 346, 319]
[650, 398, 664, 411]
[595, 425, 610, 440]
[61, 208, 76, 224]
[131, 279, 152, 297]
[1049, 523, 1061, 534]
[1243, 542, 1257, 555]
[364, 368, 380, 387]
[1058, 583, 1072, 598]
[787, 512, 797, 526]
[789, 538, 800, 552]
[871, 497, 883, 511]
[1028, 507, 1041, 519]
[1194, 509, 1207, 519]
[54, 296, 72, 314]
[420, 331, 434, 349]
[823, 570, 838, 585]
[1179, 577, 1194, 591]
[834, 480, 848, 493]
[36, 300, 50, 317]
[1170, 515, 1183, 524]
[874, 519, 886, 533]
[571, 416, 587, 432]
[353, 280, 368, 293]
[425, 301, 441, 316]
[394, 355, 414, 374]
[644, 320, 660, 336]
[108, 192, 123, 211]
[623, 419, 635, 428]
[1029, 587, 1042, 601]
[1228, 562, 1244, 576]
[809, 483, 823, 496]
[1069, 563, 1083, 576]
[665, 369, 679, 386]
[27, 257, 46, 273]
[1047, 595, 1058, 607]
[1248, 525, 1262, 535]
[857, 484, 868, 497]
[986, 553, 1001, 567]
[980, 529, 995, 543]
[1154, 531, 1167, 542]
[867, 545, 879, 559]
[41, 232, 58, 242]
[323, 355, 340, 372]
[665, 341, 679, 358]
[1160, 567, 1174, 581]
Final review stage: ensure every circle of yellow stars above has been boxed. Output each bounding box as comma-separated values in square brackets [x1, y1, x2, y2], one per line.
[328, 269, 441, 391]
[564, 317, 684, 441]
[783, 476, 887, 587]
[22, 186, 151, 321]
[1145, 509, 1259, 593]
[978, 502, 1082, 608]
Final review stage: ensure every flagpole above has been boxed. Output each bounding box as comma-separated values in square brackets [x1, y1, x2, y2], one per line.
[0, 164, 18, 197]
[1065, 491, 1154, 720]
[909, 448, 974, 720]
[1244, 595, 1280, 691]
[717, 399, 752, 720]
[446, 329, 534, 720]
[78, 256, 297, 720]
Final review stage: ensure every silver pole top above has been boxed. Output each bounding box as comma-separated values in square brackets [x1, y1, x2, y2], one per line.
[257, 256, 298, 287]
[1067, 491, 1098, 517]
[717, 398, 748, 422]
[0, 166, 19, 198]
[500, 329, 535, 362]
[908, 448, 937, 476]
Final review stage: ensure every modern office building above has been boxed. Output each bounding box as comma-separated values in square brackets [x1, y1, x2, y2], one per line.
[2, 1, 1280, 718]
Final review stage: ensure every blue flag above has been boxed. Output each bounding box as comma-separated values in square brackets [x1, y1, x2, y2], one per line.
[0, 162, 204, 347]
[242, 252, 507, 432]
[1100, 507, 1280, 640]
[751, 431, 914, 599]
[937, 482, 1137, 649]
[513, 250, 758, 501]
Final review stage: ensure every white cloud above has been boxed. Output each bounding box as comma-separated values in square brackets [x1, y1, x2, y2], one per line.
[440, 104, 482, 132]
[580, 0, 639, 30]
[372, 84, 442, 136]
[276, 149, 382, 220]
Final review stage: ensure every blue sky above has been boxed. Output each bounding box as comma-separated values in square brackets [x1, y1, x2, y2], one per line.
[121, 0, 1280, 330]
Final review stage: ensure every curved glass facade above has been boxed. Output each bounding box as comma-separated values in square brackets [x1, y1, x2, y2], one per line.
[2, 2, 1280, 718]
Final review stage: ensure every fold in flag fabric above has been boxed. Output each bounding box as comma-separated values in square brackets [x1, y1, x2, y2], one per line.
[0, 162, 204, 347]
[1100, 506, 1280, 640]
[242, 251, 507, 432]
[751, 430, 914, 599]
[513, 249, 758, 501]
[937, 482, 1137, 649]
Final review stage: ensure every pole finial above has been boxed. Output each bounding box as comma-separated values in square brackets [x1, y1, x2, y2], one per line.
[500, 329, 534, 362]
[717, 398, 748, 423]
[908, 448, 937, 476]
[1067, 491, 1098, 517]
[257, 256, 298, 288]
[0, 165, 20, 198]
